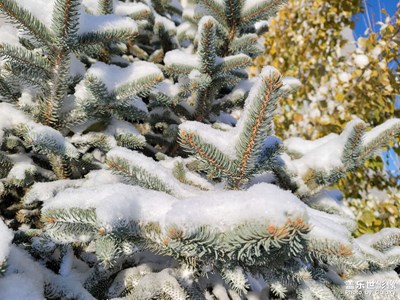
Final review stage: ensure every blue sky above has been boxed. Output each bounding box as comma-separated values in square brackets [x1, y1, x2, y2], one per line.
[353, 0, 399, 38]
[352, 0, 400, 179]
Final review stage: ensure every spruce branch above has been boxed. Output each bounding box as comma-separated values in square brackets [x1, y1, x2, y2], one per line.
[113, 73, 164, 100]
[0, 44, 51, 80]
[0, 151, 13, 178]
[51, 0, 80, 47]
[341, 121, 366, 169]
[115, 133, 146, 150]
[224, 0, 242, 28]
[179, 130, 239, 182]
[76, 28, 138, 50]
[127, 5, 152, 21]
[198, 17, 217, 75]
[0, 0, 54, 49]
[48, 153, 73, 179]
[96, 235, 121, 268]
[0, 75, 18, 102]
[229, 34, 260, 56]
[254, 137, 283, 173]
[129, 269, 188, 300]
[220, 266, 249, 295]
[240, 0, 286, 30]
[106, 156, 173, 194]
[214, 54, 253, 75]
[99, 0, 114, 15]
[198, 0, 228, 27]
[224, 219, 309, 264]
[40, 51, 70, 127]
[172, 161, 209, 190]
[233, 68, 283, 188]
[2, 62, 48, 90]
[360, 120, 400, 161]
[43, 208, 97, 226]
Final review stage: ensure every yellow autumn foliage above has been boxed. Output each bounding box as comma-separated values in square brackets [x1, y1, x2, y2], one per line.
[254, 0, 400, 233]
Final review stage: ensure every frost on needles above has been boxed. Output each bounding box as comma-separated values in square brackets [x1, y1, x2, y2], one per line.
[0, 0, 400, 299]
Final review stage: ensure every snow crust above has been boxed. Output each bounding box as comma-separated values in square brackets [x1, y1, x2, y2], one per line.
[166, 183, 308, 229]
[155, 15, 176, 34]
[357, 228, 400, 247]
[69, 54, 86, 78]
[43, 183, 179, 227]
[307, 208, 352, 245]
[106, 119, 143, 141]
[7, 154, 36, 180]
[43, 182, 308, 231]
[307, 190, 355, 219]
[24, 170, 121, 204]
[81, 0, 100, 13]
[16, 0, 137, 37]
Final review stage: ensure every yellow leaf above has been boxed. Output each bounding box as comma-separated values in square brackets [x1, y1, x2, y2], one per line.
[335, 93, 345, 101]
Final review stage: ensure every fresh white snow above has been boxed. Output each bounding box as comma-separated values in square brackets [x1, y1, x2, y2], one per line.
[284, 119, 365, 177]
[164, 49, 200, 69]
[0, 219, 13, 265]
[0, 103, 79, 158]
[78, 13, 138, 35]
[362, 119, 400, 145]
[106, 147, 201, 197]
[43, 182, 309, 232]
[75, 61, 162, 97]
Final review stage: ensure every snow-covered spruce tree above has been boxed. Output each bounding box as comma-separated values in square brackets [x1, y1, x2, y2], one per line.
[0, 0, 400, 299]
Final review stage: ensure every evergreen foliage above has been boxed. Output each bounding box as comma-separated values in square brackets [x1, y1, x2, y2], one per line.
[0, 0, 399, 299]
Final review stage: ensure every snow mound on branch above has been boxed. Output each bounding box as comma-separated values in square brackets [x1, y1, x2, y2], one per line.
[0, 103, 78, 158]
[78, 13, 138, 35]
[283, 119, 363, 177]
[166, 183, 308, 229]
[164, 49, 200, 68]
[179, 121, 237, 159]
[106, 147, 203, 198]
[362, 119, 400, 144]
[0, 219, 13, 265]
[42, 183, 308, 231]
[16, 0, 138, 35]
[74, 61, 162, 95]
